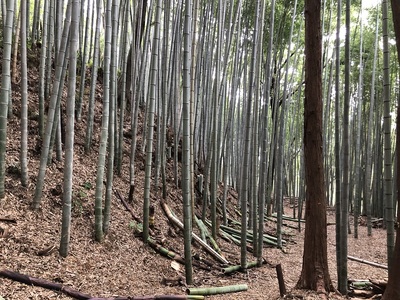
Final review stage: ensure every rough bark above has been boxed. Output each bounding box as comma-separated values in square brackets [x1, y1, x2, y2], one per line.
[296, 0, 334, 294]
[382, 1, 400, 299]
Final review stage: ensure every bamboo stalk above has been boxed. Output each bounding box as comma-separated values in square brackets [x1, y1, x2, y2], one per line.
[219, 223, 284, 246]
[222, 261, 259, 274]
[276, 264, 286, 296]
[347, 255, 388, 270]
[270, 213, 306, 223]
[265, 217, 300, 230]
[187, 284, 248, 295]
[194, 215, 222, 254]
[129, 220, 212, 272]
[349, 281, 371, 288]
[161, 201, 229, 265]
[89, 296, 204, 300]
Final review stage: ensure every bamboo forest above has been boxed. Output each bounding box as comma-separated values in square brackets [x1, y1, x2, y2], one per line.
[1, 0, 400, 299]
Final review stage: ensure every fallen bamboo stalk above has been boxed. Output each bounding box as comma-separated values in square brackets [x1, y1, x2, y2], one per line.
[223, 261, 259, 274]
[0, 268, 204, 300]
[194, 215, 222, 254]
[161, 201, 229, 265]
[347, 255, 388, 270]
[270, 213, 306, 223]
[128, 221, 212, 272]
[146, 237, 211, 271]
[371, 218, 383, 223]
[0, 268, 92, 300]
[115, 189, 141, 223]
[187, 284, 248, 296]
[218, 223, 285, 246]
[348, 289, 376, 298]
[89, 295, 204, 300]
[265, 217, 300, 230]
[0, 217, 17, 223]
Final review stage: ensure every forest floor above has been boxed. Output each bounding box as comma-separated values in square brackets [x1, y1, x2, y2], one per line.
[0, 59, 389, 300]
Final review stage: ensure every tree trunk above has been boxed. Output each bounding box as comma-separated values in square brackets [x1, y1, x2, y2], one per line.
[296, 0, 334, 294]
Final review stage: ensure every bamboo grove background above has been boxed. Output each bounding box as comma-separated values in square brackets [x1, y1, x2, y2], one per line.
[0, 0, 399, 292]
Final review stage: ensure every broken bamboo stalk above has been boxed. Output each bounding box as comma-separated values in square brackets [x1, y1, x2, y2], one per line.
[218, 223, 284, 246]
[194, 215, 222, 255]
[0, 268, 92, 300]
[89, 295, 205, 300]
[115, 189, 141, 223]
[161, 201, 229, 265]
[348, 289, 376, 298]
[347, 255, 388, 270]
[187, 284, 248, 296]
[223, 260, 259, 274]
[276, 264, 286, 297]
[270, 213, 306, 223]
[146, 237, 211, 271]
[0, 268, 204, 300]
[0, 217, 17, 223]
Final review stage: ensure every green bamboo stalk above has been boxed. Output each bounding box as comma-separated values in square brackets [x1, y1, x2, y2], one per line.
[203, 219, 282, 246]
[187, 284, 248, 296]
[350, 281, 371, 289]
[223, 261, 259, 274]
[196, 216, 207, 241]
[219, 224, 285, 245]
[194, 216, 222, 254]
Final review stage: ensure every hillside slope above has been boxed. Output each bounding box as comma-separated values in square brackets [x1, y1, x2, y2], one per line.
[0, 53, 389, 300]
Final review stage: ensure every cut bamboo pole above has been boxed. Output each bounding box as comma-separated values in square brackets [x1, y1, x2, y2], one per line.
[347, 255, 388, 270]
[161, 201, 229, 265]
[187, 284, 248, 296]
[276, 264, 286, 297]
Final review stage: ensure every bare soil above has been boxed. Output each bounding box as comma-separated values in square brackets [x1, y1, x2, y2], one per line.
[0, 60, 388, 300]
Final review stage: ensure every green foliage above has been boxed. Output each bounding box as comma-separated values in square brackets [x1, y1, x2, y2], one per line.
[82, 181, 92, 190]
[129, 221, 137, 229]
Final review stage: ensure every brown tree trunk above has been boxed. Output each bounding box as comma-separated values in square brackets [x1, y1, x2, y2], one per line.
[295, 0, 334, 295]
[382, 2, 400, 299]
